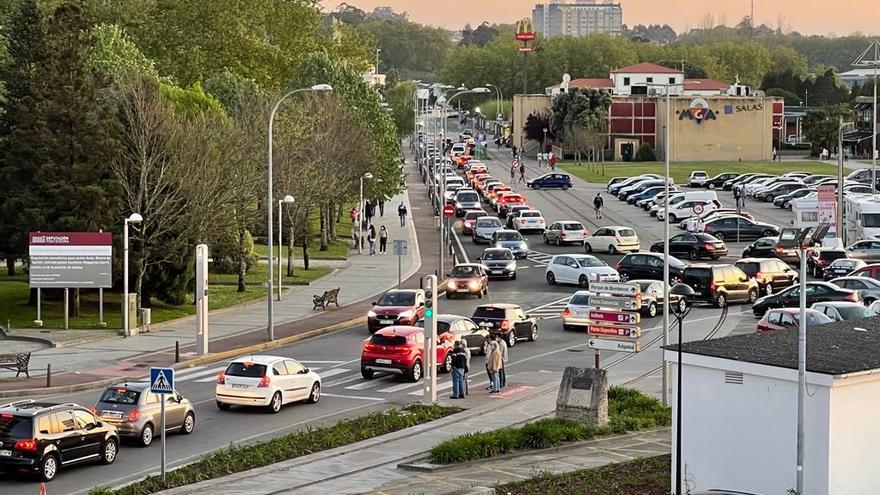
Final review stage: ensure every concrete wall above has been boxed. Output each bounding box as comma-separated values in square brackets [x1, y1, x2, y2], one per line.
[512, 94, 552, 156]
[611, 73, 683, 95]
[828, 374, 880, 493]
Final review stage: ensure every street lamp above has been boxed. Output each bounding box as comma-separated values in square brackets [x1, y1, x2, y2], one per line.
[670, 283, 695, 495]
[267, 83, 332, 341]
[485, 83, 503, 120]
[852, 40, 879, 191]
[123, 212, 143, 338]
[358, 173, 374, 255]
[277, 195, 295, 301]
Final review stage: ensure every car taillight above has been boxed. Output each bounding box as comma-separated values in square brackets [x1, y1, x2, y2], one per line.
[817, 259, 826, 266]
[258, 375, 271, 388]
[845, 292, 860, 302]
[774, 246, 783, 254]
[90, 407, 97, 414]
[217, 372, 226, 384]
[500, 321, 511, 330]
[709, 279, 717, 293]
[615, 261, 621, 270]
[755, 272, 763, 281]
[14, 439, 37, 452]
[704, 243, 715, 251]
[562, 307, 572, 317]
[560, 231, 567, 237]
[520, 219, 526, 224]
[128, 409, 140, 422]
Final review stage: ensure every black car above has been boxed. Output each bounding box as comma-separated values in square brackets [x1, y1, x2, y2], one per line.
[616, 252, 688, 285]
[742, 237, 800, 264]
[702, 217, 780, 242]
[526, 173, 572, 190]
[723, 173, 764, 190]
[0, 402, 120, 481]
[734, 258, 798, 295]
[606, 177, 627, 192]
[822, 258, 868, 280]
[477, 247, 517, 280]
[619, 180, 663, 200]
[806, 248, 847, 278]
[704, 172, 739, 190]
[752, 282, 861, 316]
[773, 187, 814, 208]
[419, 314, 489, 355]
[683, 264, 759, 307]
[470, 303, 538, 348]
[650, 233, 727, 261]
[631, 279, 684, 317]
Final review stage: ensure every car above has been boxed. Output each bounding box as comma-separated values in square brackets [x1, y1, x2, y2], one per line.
[418, 314, 489, 355]
[445, 263, 489, 298]
[756, 182, 806, 202]
[470, 303, 538, 348]
[704, 172, 739, 190]
[629, 185, 672, 205]
[683, 264, 759, 307]
[215, 355, 322, 413]
[802, 174, 833, 186]
[497, 194, 526, 217]
[651, 232, 727, 261]
[606, 177, 627, 192]
[453, 189, 481, 217]
[477, 248, 517, 279]
[773, 187, 815, 208]
[483, 182, 509, 201]
[630, 279, 684, 317]
[616, 252, 688, 285]
[756, 308, 833, 332]
[360, 326, 453, 382]
[491, 229, 529, 258]
[734, 258, 798, 295]
[583, 226, 640, 254]
[750, 179, 801, 200]
[505, 205, 533, 227]
[848, 263, 880, 280]
[450, 143, 466, 157]
[658, 199, 720, 223]
[472, 216, 504, 244]
[723, 173, 765, 191]
[688, 170, 709, 187]
[561, 290, 594, 330]
[676, 210, 754, 230]
[845, 239, 880, 262]
[0, 402, 120, 481]
[752, 282, 861, 316]
[744, 177, 779, 196]
[545, 254, 619, 288]
[618, 179, 664, 200]
[702, 217, 779, 242]
[823, 258, 868, 280]
[367, 289, 426, 333]
[742, 237, 800, 264]
[511, 209, 546, 233]
[638, 189, 678, 209]
[806, 248, 847, 278]
[461, 209, 487, 235]
[543, 220, 588, 245]
[829, 276, 880, 304]
[94, 382, 195, 447]
[527, 173, 572, 190]
[609, 174, 662, 195]
[811, 301, 873, 322]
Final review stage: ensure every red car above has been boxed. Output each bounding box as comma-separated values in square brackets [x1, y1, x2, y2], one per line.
[367, 289, 426, 333]
[360, 326, 454, 382]
[461, 209, 488, 235]
[755, 308, 832, 332]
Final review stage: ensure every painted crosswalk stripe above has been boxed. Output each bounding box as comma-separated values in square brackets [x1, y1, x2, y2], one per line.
[376, 381, 427, 393]
[317, 368, 349, 379]
[322, 374, 364, 389]
[175, 366, 226, 382]
[344, 379, 386, 391]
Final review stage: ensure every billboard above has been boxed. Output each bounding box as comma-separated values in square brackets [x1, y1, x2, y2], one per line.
[29, 232, 112, 288]
[817, 184, 836, 226]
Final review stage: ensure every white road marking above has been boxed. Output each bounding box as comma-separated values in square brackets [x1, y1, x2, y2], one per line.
[300, 360, 346, 364]
[317, 368, 350, 379]
[345, 380, 386, 391]
[322, 374, 364, 388]
[376, 381, 426, 393]
[175, 366, 226, 382]
[321, 393, 385, 401]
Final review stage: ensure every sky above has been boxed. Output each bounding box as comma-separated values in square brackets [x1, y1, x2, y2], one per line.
[326, 0, 879, 37]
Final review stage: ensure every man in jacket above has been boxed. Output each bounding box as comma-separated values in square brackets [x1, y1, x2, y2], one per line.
[496, 335, 509, 388]
[487, 341, 503, 394]
[450, 343, 468, 399]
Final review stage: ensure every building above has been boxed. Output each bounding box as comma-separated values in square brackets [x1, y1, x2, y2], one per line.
[545, 63, 729, 97]
[839, 68, 879, 88]
[532, 0, 623, 39]
[663, 318, 880, 494]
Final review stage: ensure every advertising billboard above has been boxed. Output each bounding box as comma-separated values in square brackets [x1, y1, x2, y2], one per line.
[29, 232, 112, 288]
[817, 184, 836, 225]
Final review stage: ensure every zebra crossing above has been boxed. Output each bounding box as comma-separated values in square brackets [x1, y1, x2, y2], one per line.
[526, 250, 553, 266]
[526, 296, 571, 321]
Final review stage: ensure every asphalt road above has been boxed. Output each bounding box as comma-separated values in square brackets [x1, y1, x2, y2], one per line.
[0, 144, 804, 494]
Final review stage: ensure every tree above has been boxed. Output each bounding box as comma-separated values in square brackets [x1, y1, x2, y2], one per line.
[550, 88, 611, 164]
[461, 22, 499, 48]
[85, 23, 158, 82]
[356, 18, 452, 80]
[803, 105, 851, 156]
[387, 80, 416, 137]
[523, 112, 550, 142]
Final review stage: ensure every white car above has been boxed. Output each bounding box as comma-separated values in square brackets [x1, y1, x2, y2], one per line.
[216, 355, 321, 413]
[688, 171, 709, 187]
[543, 220, 588, 245]
[583, 226, 640, 254]
[561, 290, 594, 331]
[450, 143, 467, 157]
[659, 199, 720, 223]
[545, 254, 619, 288]
[513, 210, 546, 233]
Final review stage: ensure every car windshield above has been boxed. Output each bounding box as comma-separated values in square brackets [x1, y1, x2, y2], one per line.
[838, 306, 872, 320]
[446, 185, 462, 192]
[483, 250, 513, 261]
[735, 262, 759, 278]
[693, 172, 707, 177]
[562, 223, 584, 230]
[569, 294, 590, 305]
[370, 334, 408, 346]
[377, 292, 416, 306]
[684, 267, 712, 283]
[451, 265, 479, 276]
[457, 192, 478, 202]
[477, 218, 502, 228]
[473, 306, 508, 319]
[0, 415, 32, 439]
[521, 211, 541, 218]
[832, 260, 858, 268]
[668, 257, 687, 268]
[577, 257, 605, 267]
[820, 250, 847, 262]
[225, 362, 267, 378]
[637, 281, 654, 291]
[496, 232, 523, 241]
[98, 387, 142, 405]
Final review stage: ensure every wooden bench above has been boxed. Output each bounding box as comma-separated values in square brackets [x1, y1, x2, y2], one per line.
[0, 353, 31, 377]
[313, 288, 340, 310]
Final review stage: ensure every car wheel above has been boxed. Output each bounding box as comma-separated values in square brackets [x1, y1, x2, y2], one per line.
[543, 234, 549, 244]
[507, 331, 517, 348]
[714, 232, 725, 241]
[39, 454, 58, 482]
[307, 382, 321, 403]
[677, 298, 687, 314]
[446, 292, 452, 299]
[562, 184, 570, 191]
[546, 272, 556, 285]
[138, 423, 154, 447]
[556, 236, 561, 246]
[441, 353, 453, 373]
[584, 243, 592, 253]
[647, 301, 658, 317]
[100, 439, 118, 465]
[865, 298, 876, 305]
[528, 325, 538, 342]
[511, 272, 517, 280]
[216, 401, 231, 411]
[670, 275, 682, 285]
[562, 323, 573, 331]
[267, 391, 283, 414]
[619, 271, 630, 282]
[407, 359, 423, 382]
[716, 293, 727, 308]
[689, 249, 699, 261]
[765, 284, 774, 296]
[748, 288, 758, 304]
[181, 412, 195, 434]
[669, 214, 678, 223]
[608, 245, 617, 255]
[361, 367, 375, 379]
[578, 275, 590, 289]
[767, 195, 775, 202]
[709, 183, 716, 189]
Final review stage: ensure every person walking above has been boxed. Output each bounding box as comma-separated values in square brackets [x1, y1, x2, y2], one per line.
[378, 225, 388, 254]
[510, 161, 517, 182]
[512, 145, 518, 160]
[459, 339, 471, 395]
[497, 335, 509, 388]
[483, 335, 494, 390]
[739, 183, 747, 207]
[593, 193, 604, 219]
[365, 200, 374, 226]
[487, 340, 503, 394]
[518, 161, 526, 184]
[398, 202, 408, 227]
[449, 343, 468, 399]
[732, 185, 741, 208]
[378, 199, 385, 217]
[549, 152, 557, 171]
[367, 225, 377, 256]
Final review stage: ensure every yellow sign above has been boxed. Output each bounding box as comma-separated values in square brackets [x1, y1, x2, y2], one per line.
[515, 18, 536, 41]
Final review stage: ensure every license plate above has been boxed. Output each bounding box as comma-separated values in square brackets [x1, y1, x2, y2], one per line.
[0, 449, 12, 456]
[491, 270, 502, 275]
[102, 411, 123, 420]
[380, 319, 394, 325]
[375, 359, 392, 365]
[231, 383, 249, 389]
[692, 291, 702, 296]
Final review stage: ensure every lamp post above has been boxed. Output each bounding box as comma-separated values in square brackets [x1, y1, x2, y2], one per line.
[485, 83, 503, 133]
[277, 195, 295, 301]
[853, 40, 879, 191]
[358, 173, 374, 255]
[267, 83, 332, 341]
[670, 283, 695, 495]
[123, 213, 143, 338]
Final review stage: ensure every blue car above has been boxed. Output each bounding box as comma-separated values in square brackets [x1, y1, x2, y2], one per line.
[526, 173, 572, 190]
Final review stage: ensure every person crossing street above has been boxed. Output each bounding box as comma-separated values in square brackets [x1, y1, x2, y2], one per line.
[593, 193, 604, 219]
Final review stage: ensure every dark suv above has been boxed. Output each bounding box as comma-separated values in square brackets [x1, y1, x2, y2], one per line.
[0, 401, 120, 481]
[616, 252, 688, 285]
[470, 303, 538, 348]
[734, 258, 798, 295]
[683, 264, 759, 307]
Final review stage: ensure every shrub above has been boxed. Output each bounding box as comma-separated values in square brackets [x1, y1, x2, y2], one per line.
[634, 143, 657, 162]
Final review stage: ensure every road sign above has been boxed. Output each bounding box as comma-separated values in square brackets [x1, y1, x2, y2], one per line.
[589, 282, 640, 297]
[588, 325, 641, 338]
[588, 338, 640, 353]
[588, 309, 640, 325]
[693, 203, 704, 215]
[443, 205, 455, 217]
[150, 367, 175, 395]
[588, 295, 639, 310]
[393, 240, 408, 255]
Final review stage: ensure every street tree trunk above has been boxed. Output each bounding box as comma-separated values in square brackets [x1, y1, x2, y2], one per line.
[286, 224, 294, 277]
[319, 203, 329, 251]
[72, 289, 80, 317]
[301, 236, 310, 271]
[329, 203, 337, 241]
[6, 256, 14, 276]
[236, 227, 247, 293]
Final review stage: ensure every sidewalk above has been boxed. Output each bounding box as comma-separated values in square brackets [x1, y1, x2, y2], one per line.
[0, 157, 435, 397]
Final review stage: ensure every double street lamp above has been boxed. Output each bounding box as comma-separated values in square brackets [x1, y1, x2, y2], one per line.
[123, 212, 143, 338]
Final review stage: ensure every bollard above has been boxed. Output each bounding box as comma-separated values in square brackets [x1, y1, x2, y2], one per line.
[175, 341, 180, 363]
[46, 363, 52, 388]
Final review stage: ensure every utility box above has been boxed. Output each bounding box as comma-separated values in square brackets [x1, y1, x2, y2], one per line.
[140, 308, 151, 333]
[556, 367, 609, 426]
[124, 293, 138, 336]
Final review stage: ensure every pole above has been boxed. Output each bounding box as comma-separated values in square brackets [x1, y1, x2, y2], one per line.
[662, 87, 671, 406]
[839, 118, 845, 244]
[675, 314, 684, 494]
[358, 178, 364, 255]
[796, 244, 807, 494]
[63, 288, 69, 330]
[160, 397, 166, 483]
[99, 288, 104, 326]
[36, 288, 41, 325]
[398, 249, 402, 288]
[873, 62, 877, 192]
[277, 200, 283, 301]
[594, 351, 600, 368]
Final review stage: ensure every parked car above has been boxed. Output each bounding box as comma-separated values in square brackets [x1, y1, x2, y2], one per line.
[773, 187, 815, 208]
[658, 199, 721, 223]
[561, 290, 594, 331]
[583, 226, 640, 254]
[445, 263, 489, 299]
[806, 248, 847, 278]
[0, 402, 120, 481]
[736, 255, 797, 292]
[619, 179, 663, 200]
[94, 382, 195, 447]
[511, 209, 546, 233]
[367, 289, 426, 333]
[629, 185, 669, 205]
[811, 301, 873, 322]
[845, 239, 880, 262]
[616, 252, 688, 284]
[756, 182, 806, 202]
[526, 173, 572, 190]
[677, 209, 754, 230]
[683, 264, 759, 307]
[418, 314, 488, 355]
[543, 220, 588, 245]
[829, 276, 880, 304]
[824, 258, 868, 280]
[752, 282, 860, 316]
[470, 303, 538, 348]
[631, 279, 684, 317]
[688, 170, 709, 187]
[702, 217, 779, 242]
[848, 263, 880, 281]
[755, 308, 833, 332]
[650, 232, 728, 261]
[704, 172, 739, 189]
[609, 175, 660, 195]
[360, 326, 453, 382]
[545, 254, 619, 288]
[606, 177, 627, 192]
[742, 237, 800, 264]
[461, 209, 487, 235]
[215, 355, 321, 412]
[477, 248, 517, 280]
[472, 216, 504, 244]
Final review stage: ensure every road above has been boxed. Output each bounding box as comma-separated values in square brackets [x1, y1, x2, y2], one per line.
[0, 139, 804, 494]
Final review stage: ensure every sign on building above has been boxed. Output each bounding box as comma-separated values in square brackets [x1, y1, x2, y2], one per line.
[28, 232, 112, 288]
[817, 184, 836, 225]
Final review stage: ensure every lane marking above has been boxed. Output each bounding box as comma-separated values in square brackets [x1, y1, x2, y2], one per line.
[301, 360, 346, 364]
[345, 380, 386, 391]
[317, 368, 350, 379]
[175, 366, 226, 382]
[376, 381, 425, 393]
[322, 393, 386, 402]
[322, 374, 365, 388]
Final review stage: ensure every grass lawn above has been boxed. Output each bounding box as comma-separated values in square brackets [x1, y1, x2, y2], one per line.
[0, 263, 332, 331]
[496, 455, 670, 495]
[560, 160, 840, 185]
[254, 239, 350, 261]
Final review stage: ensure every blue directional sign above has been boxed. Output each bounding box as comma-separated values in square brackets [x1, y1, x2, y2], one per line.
[150, 367, 175, 395]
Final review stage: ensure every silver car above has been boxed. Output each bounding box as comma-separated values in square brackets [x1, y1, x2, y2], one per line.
[472, 216, 504, 244]
[94, 382, 195, 447]
[829, 276, 880, 304]
[845, 240, 880, 262]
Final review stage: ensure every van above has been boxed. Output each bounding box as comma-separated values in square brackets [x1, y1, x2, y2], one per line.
[683, 264, 759, 307]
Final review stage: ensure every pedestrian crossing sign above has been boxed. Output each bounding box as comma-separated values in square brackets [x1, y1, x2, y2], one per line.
[150, 367, 175, 394]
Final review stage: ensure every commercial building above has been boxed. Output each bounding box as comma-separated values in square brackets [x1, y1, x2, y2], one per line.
[532, 0, 623, 39]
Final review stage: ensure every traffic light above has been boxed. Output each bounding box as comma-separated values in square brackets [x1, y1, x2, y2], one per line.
[425, 289, 433, 318]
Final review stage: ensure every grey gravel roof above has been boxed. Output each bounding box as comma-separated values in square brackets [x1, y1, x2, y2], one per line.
[664, 316, 880, 376]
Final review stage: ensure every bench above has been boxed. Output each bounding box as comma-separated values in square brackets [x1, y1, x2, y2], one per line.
[313, 288, 340, 310]
[0, 353, 31, 377]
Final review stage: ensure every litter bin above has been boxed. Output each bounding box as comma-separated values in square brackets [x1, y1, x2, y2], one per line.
[140, 308, 151, 333]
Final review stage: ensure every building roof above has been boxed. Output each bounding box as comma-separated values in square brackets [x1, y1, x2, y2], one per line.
[666, 316, 880, 376]
[684, 79, 729, 91]
[547, 78, 614, 91]
[611, 62, 682, 74]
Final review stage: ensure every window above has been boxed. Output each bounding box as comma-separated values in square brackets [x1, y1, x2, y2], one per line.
[646, 77, 653, 83]
[284, 360, 305, 375]
[99, 387, 141, 405]
[73, 410, 97, 430]
[370, 334, 407, 346]
[623, 77, 630, 86]
[38, 415, 52, 434]
[225, 362, 267, 378]
[646, 256, 663, 268]
[0, 415, 33, 439]
[55, 411, 78, 433]
[272, 363, 287, 376]
[780, 313, 796, 327]
[768, 311, 782, 325]
[514, 309, 528, 320]
[801, 211, 818, 222]
[669, 77, 676, 84]
[554, 256, 571, 266]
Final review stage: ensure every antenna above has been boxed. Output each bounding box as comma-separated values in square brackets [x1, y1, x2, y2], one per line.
[750, 0, 755, 24]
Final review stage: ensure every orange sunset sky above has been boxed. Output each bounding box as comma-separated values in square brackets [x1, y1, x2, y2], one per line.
[326, 0, 879, 36]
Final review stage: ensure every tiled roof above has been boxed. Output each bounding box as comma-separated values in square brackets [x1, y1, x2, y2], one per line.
[612, 62, 683, 74]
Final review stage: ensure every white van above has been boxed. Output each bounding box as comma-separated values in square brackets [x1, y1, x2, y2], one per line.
[657, 191, 719, 222]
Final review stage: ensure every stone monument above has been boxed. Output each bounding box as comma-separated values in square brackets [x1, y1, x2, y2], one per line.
[556, 366, 608, 426]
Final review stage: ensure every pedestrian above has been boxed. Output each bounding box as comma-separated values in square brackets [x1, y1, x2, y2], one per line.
[398, 202, 408, 227]
[349, 206, 359, 226]
[496, 335, 509, 388]
[379, 225, 388, 254]
[695, 217, 704, 233]
[487, 340, 503, 394]
[483, 335, 494, 390]
[740, 184, 747, 207]
[518, 161, 526, 184]
[732, 185, 741, 206]
[549, 152, 557, 171]
[459, 339, 471, 395]
[510, 161, 517, 182]
[772, 147, 777, 162]
[449, 342, 468, 399]
[512, 145, 518, 160]
[593, 193, 604, 219]
[367, 225, 376, 256]
[686, 216, 696, 233]
[378, 199, 385, 217]
[365, 200, 374, 226]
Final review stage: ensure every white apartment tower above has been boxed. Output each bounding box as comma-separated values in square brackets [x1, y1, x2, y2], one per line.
[532, 0, 623, 39]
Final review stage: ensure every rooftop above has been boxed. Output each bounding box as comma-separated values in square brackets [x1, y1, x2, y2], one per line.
[611, 62, 682, 74]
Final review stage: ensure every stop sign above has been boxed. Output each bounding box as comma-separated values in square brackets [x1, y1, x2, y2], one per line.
[443, 205, 456, 218]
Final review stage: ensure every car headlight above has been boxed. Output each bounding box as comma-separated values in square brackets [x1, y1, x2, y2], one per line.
[367, 310, 377, 318]
[468, 280, 479, 289]
[520, 242, 528, 250]
[398, 310, 414, 319]
[505, 262, 516, 270]
[447, 281, 457, 289]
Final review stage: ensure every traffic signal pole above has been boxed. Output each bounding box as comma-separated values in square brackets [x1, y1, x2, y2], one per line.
[423, 275, 438, 404]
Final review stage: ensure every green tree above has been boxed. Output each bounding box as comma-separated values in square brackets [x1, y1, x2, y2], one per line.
[85, 23, 158, 82]
[387, 80, 416, 137]
[803, 105, 851, 156]
[357, 18, 452, 80]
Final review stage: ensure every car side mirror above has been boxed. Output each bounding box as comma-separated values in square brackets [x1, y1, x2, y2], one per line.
[176, 394, 183, 403]
[740, 277, 749, 282]
[300, 368, 309, 374]
[371, 301, 377, 306]
[85, 422, 97, 431]
[475, 256, 481, 261]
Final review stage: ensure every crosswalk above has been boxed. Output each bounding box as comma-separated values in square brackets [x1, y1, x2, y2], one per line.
[526, 250, 553, 266]
[526, 296, 571, 321]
